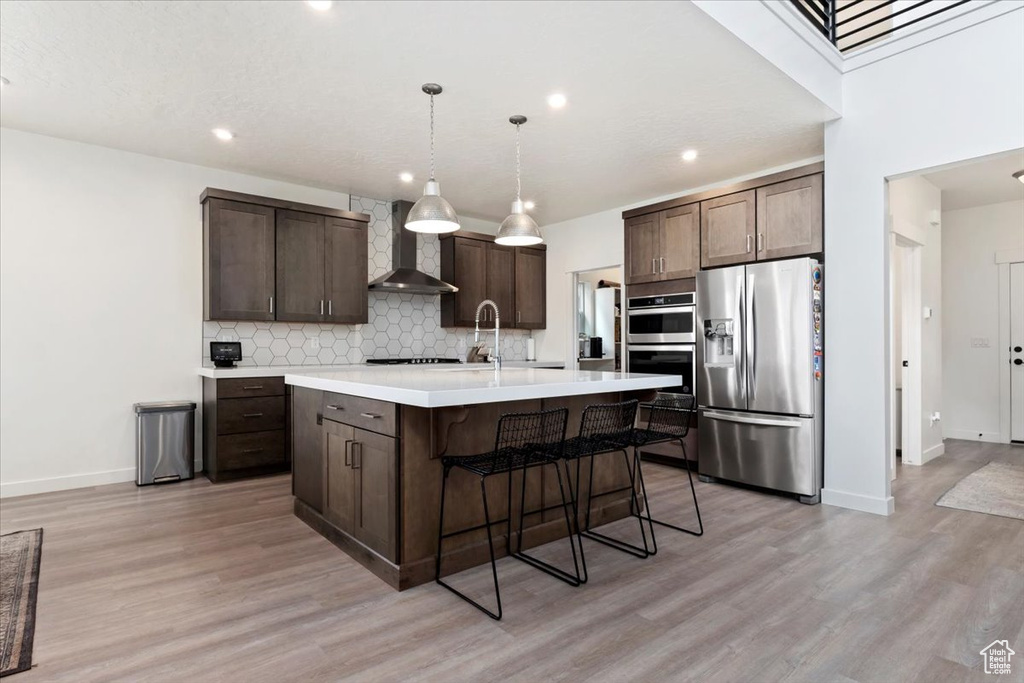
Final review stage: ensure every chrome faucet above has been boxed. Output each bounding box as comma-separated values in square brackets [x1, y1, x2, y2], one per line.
[474, 299, 501, 371]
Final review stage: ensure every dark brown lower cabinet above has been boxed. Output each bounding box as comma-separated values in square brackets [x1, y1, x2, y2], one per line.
[322, 416, 398, 561]
[203, 376, 289, 482]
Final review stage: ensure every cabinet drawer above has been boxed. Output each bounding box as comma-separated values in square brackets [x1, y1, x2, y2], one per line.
[218, 396, 286, 435]
[321, 392, 397, 436]
[217, 377, 285, 399]
[216, 431, 286, 470]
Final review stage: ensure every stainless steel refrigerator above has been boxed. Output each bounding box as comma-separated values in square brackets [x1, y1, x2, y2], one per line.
[696, 257, 824, 504]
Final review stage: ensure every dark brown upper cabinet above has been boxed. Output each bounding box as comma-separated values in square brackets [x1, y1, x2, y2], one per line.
[624, 203, 699, 285]
[276, 210, 326, 323]
[756, 174, 823, 261]
[440, 231, 547, 329]
[204, 198, 276, 321]
[514, 246, 547, 329]
[700, 191, 756, 269]
[202, 188, 369, 323]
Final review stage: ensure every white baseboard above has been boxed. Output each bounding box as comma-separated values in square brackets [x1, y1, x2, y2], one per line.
[942, 428, 1003, 443]
[0, 458, 204, 499]
[822, 488, 895, 516]
[921, 442, 945, 464]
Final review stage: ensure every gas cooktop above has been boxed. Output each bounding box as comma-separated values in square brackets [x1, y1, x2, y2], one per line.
[365, 358, 462, 366]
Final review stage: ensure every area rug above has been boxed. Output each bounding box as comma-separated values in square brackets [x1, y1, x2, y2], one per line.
[0, 529, 43, 677]
[936, 462, 1024, 520]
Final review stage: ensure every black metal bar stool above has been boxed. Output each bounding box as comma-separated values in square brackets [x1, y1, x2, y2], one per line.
[631, 393, 703, 553]
[435, 407, 581, 620]
[561, 399, 655, 583]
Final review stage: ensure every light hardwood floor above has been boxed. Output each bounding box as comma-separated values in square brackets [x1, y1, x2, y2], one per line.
[1, 439, 1021, 682]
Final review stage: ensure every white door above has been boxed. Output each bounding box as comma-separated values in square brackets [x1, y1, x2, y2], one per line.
[1011, 263, 1024, 442]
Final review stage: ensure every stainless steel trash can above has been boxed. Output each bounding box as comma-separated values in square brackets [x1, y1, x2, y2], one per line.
[134, 401, 197, 485]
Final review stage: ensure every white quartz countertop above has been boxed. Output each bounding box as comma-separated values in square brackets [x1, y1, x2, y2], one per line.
[197, 360, 565, 379]
[282, 366, 679, 408]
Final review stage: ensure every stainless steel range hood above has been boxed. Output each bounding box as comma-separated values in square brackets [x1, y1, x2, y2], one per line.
[367, 200, 458, 295]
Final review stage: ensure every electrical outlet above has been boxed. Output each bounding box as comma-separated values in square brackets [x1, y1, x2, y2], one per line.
[930, 412, 941, 426]
[309, 337, 320, 351]
[970, 337, 991, 348]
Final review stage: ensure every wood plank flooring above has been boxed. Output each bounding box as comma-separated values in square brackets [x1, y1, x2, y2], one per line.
[1, 439, 1021, 682]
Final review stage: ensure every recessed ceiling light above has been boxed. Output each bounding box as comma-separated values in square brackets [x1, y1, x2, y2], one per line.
[547, 93, 567, 109]
[682, 149, 698, 162]
[524, 201, 536, 210]
[306, 0, 333, 10]
[399, 172, 414, 183]
[212, 128, 234, 141]
[0, 76, 9, 88]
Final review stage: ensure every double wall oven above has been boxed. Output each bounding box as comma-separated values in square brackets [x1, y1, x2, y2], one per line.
[626, 292, 696, 397]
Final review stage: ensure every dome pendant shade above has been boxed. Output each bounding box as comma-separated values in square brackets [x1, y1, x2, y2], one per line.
[405, 179, 460, 234]
[496, 114, 543, 246]
[405, 83, 460, 234]
[497, 199, 542, 246]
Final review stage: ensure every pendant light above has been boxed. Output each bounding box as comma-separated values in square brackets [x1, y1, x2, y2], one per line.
[405, 83, 461, 234]
[496, 115, 543, 246]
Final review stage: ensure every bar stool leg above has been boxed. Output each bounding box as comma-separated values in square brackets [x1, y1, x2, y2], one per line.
[510, 462, 583, 586]
[563, 456, 588, 583]
[634, 439, 704, 543]
[580, 449, 653, 558]
[435, 468, 502, 620]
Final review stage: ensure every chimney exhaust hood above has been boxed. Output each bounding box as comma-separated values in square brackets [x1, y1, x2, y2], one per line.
[367, 200, 459, 295]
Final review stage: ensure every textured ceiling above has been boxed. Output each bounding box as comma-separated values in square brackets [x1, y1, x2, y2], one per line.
[922, 149, 1024, 211]
[0, 0, 831, 224]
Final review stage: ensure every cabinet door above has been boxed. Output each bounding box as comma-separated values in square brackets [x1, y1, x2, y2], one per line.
[624, 214, 661, 284]
[205, 198, 276, 321]
[756, 174, 823, 261]
[700, 190, 756, 269]
[324, 217, 368, 324]
[514, 247, 546, 329]
[352, 428, 397, 561]
[323, 420, 356, 533]
[486, 243, 516, 330]
[276, 210, 326, 322]
[445, 237, 488, 327]
[660, 204, 700, 280]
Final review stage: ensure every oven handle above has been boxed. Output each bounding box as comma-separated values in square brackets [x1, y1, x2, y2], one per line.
[627, 306, 694, 316]
[626, 345, 695, 352]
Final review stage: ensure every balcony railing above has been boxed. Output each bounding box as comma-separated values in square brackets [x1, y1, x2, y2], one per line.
[792, 0, 973, 52]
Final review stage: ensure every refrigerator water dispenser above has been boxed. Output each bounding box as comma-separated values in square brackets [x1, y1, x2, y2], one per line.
[703, 320, 735, 366]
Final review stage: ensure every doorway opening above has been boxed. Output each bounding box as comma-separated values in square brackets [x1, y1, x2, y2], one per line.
[571, 266, 623, 372]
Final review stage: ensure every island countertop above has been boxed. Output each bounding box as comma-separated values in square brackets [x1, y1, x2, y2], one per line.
[283, 366, 679, 408]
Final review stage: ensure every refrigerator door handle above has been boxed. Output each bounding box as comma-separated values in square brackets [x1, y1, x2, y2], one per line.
[747, 272, 756, 402]
[703, 410, 803, 428]
[737, 271, 746, 403]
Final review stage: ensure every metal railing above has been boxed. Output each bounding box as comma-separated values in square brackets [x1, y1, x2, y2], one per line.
[792, 0, 973, 52]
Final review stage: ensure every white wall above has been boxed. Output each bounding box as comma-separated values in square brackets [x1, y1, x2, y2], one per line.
[942, 200, 1024, 442]
[822, 9, 1024, 515]
[888, 176, 943, 461]
[0, 128, 356, 497]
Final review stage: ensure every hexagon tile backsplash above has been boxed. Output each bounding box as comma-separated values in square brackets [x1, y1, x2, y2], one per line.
[201, 196, 533, 367]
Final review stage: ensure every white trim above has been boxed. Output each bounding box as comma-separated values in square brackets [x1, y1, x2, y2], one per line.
[995, 248, 1024, 265]
[999, 263, 1012, 444]
[0, 458, 204, 498]
[822, 488, 895, 516]
[920, 441, 945, 465]
[943, 428, 1004, 443]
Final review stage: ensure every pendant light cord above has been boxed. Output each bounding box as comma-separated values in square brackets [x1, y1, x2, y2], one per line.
[429, 93, 436, 181]
[515, 123, 522, 201]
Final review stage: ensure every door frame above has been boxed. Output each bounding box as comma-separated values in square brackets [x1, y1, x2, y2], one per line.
[889, 218, 924, 467]
[569, 265, 625, 371]
[998, 251, 1024, 443]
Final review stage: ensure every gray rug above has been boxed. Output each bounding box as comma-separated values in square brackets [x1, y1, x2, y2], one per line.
[936, 462, 1024, 520]
[0, 529, 43, 677]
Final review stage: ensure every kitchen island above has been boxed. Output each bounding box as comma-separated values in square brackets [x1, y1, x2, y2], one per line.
[285, 366, 679, 589]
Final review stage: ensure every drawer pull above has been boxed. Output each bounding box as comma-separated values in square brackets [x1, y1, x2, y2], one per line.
[360, 412, 381, 419]
[242, 448, 264, 454]
[243, 412, 264, 418]
[242, 385, 263, 390]
[352, 442, 362, 470]
[326, 404, 343, 411]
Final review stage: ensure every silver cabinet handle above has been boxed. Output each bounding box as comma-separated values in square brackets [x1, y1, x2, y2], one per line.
[652, 257, 657, 274]
[328, 300, 332, 316]
[517, 311, 521, 324]
[320, 300, 324, 315]
[242, 448, 264, 454]
[359, 412, 381, 419]
[344, 439, 352, 467]
[351, 442, 362, 470]
[269, 296, 274, 314]
[325, 404, 343, 411]
[242, 385, 263, 390]
[660, 257, 666, 273]
[242, 412, 264, 418]
[757, 233, 764, 253]
[746, 235, 752, 253]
